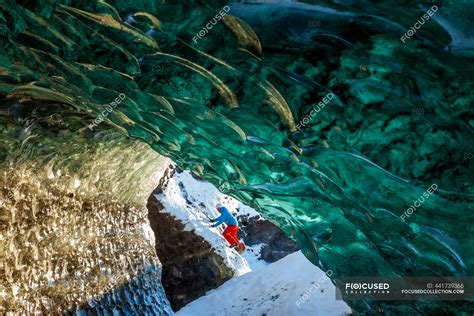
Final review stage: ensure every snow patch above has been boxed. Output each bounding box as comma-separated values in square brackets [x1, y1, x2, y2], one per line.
[177, 251, 351, 316]
[155, 170, 267, 275]
[239, 243, 268, 272]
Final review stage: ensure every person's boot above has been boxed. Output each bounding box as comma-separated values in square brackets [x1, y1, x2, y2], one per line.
[236, 242, 246, 254]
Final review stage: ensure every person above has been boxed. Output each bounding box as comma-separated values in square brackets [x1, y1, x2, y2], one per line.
[209, 203, 245, 253]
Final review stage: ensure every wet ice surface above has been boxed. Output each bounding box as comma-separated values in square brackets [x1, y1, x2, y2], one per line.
[0, 0, 473, 314]
[0, 142, 172, 314]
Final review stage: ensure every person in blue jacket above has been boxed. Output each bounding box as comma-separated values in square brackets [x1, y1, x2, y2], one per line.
[210, 203, 245, 252]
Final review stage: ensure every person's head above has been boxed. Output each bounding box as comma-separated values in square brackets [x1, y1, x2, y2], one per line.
[216, 203, 223, 212]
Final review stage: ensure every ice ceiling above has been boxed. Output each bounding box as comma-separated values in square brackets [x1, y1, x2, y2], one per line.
[0, 0, 473, 313]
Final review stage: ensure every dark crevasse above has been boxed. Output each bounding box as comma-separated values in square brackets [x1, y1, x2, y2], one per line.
[0, 0, 473, 314]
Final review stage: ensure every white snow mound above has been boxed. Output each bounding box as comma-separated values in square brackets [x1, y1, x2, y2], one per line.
[177, 251, 351, 316]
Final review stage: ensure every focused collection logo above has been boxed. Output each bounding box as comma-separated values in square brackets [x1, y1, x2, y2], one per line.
[337, 277, 472, 301]
[345, 282, 390, 294]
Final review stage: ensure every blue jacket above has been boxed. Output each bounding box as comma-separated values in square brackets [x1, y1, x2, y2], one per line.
[211, 207, 238, 227]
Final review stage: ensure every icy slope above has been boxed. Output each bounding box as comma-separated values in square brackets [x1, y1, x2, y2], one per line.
[177, 251, 351, 316]
[157, 170, 351, 315]
[155, 170, 266, 275]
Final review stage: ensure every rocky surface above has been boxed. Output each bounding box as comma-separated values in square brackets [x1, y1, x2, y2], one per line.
[147, 174, 234, 311]
[147, 165, 300, 310]
[238, 214, 300, 263]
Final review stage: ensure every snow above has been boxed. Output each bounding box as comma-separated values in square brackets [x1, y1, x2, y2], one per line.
[155, 170, 266, 276]
[177, 251, 351, 316]
[163, 170, 262, 219]
[157, 170, 351, 315]
[239, 243, 268, 272]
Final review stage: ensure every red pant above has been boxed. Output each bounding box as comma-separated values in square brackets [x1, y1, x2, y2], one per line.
[223, 225, 240, 246]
